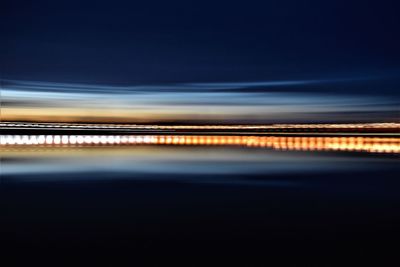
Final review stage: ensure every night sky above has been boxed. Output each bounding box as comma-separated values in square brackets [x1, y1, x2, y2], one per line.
[2, 0, 400, 90]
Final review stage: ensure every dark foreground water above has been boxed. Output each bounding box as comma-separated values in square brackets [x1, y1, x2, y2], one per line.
[1, 145, 400, 265]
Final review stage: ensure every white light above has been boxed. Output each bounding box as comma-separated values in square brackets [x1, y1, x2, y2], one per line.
[62, 136, 69, 144]
[100, 136, 108, 144]
[70, 136, 77, 144]
[92, 136, 100, 144]
[107, 136, 115, 144]
[23, 135, 31, 144]
[15, 136, 23, 145]
[77, 136, 84, 144]
[31, 136, 38, 145]
[84, 136, 92, 144]
[46, 135, 53, 144]
[25, 136, 31, 145]
[54, 136, 61, 144]
[6, 136, 14, 145]
[38, 135, 45, 144]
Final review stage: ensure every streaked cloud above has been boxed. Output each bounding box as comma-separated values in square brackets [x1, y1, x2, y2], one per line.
[2, 79, 398, 123]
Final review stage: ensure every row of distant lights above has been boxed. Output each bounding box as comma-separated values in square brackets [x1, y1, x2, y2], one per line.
[0, 135, 154, 145]
[1, 135, 399, 153]
[1, 122, 399, 130]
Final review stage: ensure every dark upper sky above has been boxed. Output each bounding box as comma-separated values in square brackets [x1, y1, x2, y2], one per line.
[1, 0, 400, 95]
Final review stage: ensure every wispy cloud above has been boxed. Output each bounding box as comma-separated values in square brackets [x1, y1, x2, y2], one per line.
[1, 79, 398, 123]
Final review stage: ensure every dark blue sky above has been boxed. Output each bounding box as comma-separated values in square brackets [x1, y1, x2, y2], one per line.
[2, 0, 400, 95]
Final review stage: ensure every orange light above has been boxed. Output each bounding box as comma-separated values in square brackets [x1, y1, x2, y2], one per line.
[1, 134, 399, 154]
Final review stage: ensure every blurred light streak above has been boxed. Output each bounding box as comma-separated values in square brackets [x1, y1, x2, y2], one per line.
[1, 135, 399, 154]
[1, 122, 399, 131]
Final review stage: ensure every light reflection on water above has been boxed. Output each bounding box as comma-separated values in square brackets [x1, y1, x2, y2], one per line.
[1, 135, 399, 183]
